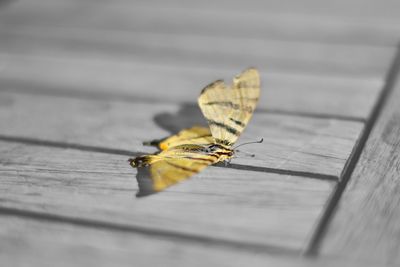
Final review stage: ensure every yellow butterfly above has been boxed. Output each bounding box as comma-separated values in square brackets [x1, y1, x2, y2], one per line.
[129, 68, 260, 196]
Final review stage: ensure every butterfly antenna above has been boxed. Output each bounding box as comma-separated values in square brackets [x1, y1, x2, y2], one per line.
[235, 150, 256, 158]
[233, 138, 263, 150]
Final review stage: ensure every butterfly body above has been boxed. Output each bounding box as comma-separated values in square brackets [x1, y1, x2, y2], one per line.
[129, 68, 260, 196]
[130, 143, 233, 168]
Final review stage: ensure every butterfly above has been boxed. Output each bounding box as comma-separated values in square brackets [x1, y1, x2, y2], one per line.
[129, 68, 260, 196]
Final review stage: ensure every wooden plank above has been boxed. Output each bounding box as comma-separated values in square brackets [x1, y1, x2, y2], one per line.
[0, 26, 395, 79]
[5, 0, 400, 20]
[1, 0, 399, 45]
[0, 216, 373, 267]
[0, 216, 371, 267]
[4, 0, 400, 20]
[0, 141, 334, 250]
[128, 0, 400, 21]
[0, 92, 364, 177]
[0, 54, 384, 119]
[319, 56, 400, 264]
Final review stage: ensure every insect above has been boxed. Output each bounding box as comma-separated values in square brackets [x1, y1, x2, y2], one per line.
[129, 68, 261, 196]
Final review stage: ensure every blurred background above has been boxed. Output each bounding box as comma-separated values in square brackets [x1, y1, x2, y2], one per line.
[0, 0, 398, 119]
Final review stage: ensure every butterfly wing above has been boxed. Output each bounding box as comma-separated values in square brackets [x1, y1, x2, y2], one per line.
[133, 68, 259, 196]
[198, 68, 260, 146]
[134, 145, 217, 196]
[158, 126, 213, 150]
[231, 68, 260, 137]
[143, 126, 213, 151]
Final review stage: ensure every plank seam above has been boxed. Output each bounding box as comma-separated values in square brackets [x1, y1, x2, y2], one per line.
[218, 163, 338, 181]
[304, 43, 400, 256]
[0, 135, 139, 157]
[0, 84, 365, 123]
[0, 206, 300, 256]
[0, 135, 338, 181]
[0, 21, 396, 47]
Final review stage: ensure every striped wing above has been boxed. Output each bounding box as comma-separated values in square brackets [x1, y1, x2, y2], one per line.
[198, 68, 260, 146]
[135, 145, 217, 196]
[158, 126, 213, 150]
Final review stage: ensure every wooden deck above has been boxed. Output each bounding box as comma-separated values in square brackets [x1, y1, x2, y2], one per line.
[0, 1, 399, 266]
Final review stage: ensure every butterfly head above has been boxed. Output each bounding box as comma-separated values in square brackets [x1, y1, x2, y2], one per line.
[202, 144, 235, 162]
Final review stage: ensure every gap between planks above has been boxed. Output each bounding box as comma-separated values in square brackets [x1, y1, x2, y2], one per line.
[0, 206, 299, 256]
[1, 1, 398, 46]
[0, 134, 338, 181]
[0, 90, 362, 178]
[0, 140, 335, 254]
[0, 85, 366, 123]
[305, 44, 400, 256]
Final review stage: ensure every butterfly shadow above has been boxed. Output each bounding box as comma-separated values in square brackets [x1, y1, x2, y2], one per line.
[135, 166, 156, 197]
[153, 102, 207, 134]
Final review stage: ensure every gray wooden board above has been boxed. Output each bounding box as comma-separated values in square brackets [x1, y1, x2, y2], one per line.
[0, 141, 334, 250]
[5, 0, 400, 19]
[320, 64, 400, 264]
[0, 53, 384, 119]
[0, 216, 376, 267]
[0, 26, 395, 79]
[124, 0, 400, 20]
[1, 0, 399, 45]
[0, 92, 364, 177]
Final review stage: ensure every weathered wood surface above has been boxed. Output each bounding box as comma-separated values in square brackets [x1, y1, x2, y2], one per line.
[128, 0, 400, 20]
[0, 53, 383, 119]
[0, 141, 334, 250]
[0, 0, 393, 123]
[1, 0, 399, 45]
[0, 92, 363, 177]
[0, 216, 373, 267]
[320, 60, 400, 264]
[5, 0, 400, 19]
[0, 0, 398, 266]
[0, 26, 395, 78]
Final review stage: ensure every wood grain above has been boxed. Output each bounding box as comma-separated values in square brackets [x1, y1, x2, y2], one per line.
[0, 1, 397, 265]
[0, 53, 383, 119]
[0, 26, 395, 78]
[320, 59, 400, 264]
[124, 0, 400, 20]
[0, 141, 334, 250]
[0, 216, 373, 267]
[0, 92, 364, 177]
[5, 0, 400, 19]
[1, 0, 399, 45]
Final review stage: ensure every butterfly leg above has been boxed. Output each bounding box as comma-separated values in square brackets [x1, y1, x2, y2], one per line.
[223, 158, 232, 166]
